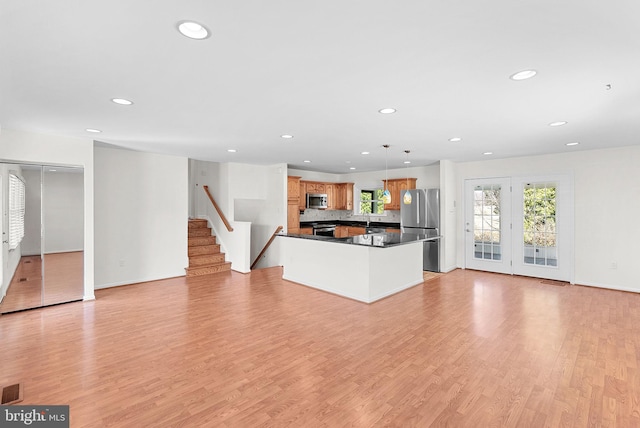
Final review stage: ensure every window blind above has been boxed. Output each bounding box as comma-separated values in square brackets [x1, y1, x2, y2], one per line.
[8, 173, 25, 250]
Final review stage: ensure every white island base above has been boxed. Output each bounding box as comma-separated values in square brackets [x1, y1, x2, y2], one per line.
[281, 237, 424, 303]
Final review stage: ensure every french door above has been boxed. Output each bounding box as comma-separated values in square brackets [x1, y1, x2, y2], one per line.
[465, 175, 572, 281]
[511, 175, 572, 281]
[464, 178, 512, 274]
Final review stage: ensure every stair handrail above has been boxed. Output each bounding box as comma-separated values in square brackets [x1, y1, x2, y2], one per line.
[202, 185, 234, 232]
[251, 225, 283, 269]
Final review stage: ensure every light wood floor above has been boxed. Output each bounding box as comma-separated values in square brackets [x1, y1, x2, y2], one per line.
[1, 267, 639, 427]
[0, 252, 84, 313]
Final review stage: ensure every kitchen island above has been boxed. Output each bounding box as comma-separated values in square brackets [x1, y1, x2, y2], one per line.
[279, 232, 439, 303]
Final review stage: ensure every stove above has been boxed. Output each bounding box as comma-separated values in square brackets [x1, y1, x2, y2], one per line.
[312, 224, 336, 237]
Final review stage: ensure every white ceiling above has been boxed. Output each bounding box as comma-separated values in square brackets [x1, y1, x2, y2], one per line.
[1, 1, 639, 173]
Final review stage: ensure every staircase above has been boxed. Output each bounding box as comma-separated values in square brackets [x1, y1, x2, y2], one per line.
[186, 219, 231, 277]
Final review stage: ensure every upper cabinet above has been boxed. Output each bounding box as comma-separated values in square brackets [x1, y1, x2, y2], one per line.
[306, 182, 325, 194]
[334, 183, 354, 210]
[297, 180, 354, 211]
[325, 183, 335, 210]
[287, 176, 301, 233]
[288, 176, 301, 201]
[383, 178, 417, 211]
[298, 181, 307, 210]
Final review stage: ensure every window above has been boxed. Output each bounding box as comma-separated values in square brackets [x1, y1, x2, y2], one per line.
[473, 184, 501, 260]
[8, 173, 26, 250]
[523, 182, 557, 266]
[360, 189, 385, 214]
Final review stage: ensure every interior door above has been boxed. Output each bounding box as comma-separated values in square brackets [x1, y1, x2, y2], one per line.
[511, 175, 572, 282]
[464, 178, 512, 274]
[0, 164, 43, 313]
[0, 163, 84, 314]
[42, 166, 85, 306]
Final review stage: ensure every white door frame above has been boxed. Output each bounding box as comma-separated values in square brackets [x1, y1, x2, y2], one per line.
[464, 177, 512, 274]
[511, 174, 573, 282]
[464, 174, 574, 282]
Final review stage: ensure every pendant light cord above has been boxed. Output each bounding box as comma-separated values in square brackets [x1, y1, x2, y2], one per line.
[383, 144, 389, 191]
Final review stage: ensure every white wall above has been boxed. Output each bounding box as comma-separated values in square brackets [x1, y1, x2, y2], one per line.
[0, 129, 95, 300]
[439, 160, 457, 272]
[192, 160, 287, 272]
[289, 164, 440, 191]
[94, 146, 188, 288]
[454, 146, 640, 292]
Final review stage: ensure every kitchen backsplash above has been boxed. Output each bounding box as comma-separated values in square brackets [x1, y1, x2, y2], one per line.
[300, 209, 401, 224]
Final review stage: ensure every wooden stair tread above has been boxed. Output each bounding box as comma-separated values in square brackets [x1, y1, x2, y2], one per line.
[189, 253, 226, 267]
[188, 236, 218, 247]
[186, 219, 229, 277]
[188, 228, 212, 237]
[188, 245, 221, 257]
[185, 262, 231, 276]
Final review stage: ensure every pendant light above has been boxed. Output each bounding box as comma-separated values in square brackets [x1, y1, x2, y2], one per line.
[382, 145, 391, 204]
[403, 150, 412, 205]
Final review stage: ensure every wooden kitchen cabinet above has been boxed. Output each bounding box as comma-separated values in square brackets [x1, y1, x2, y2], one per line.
[299, 181, 353, 211]
[306, 182, 325, 194]
[326, 183, 335, 210]
[349, 226, 366, 236]
[335, 225, 366, 237]
[287, 176, 302, 233]
[299, 181, 307, 210]
[299, 227, 313, 235]
[383, 178, 417, 211]
[287, 202, 300, 234]
[334, 183, 354, 210]
[288, 176, 301, 201]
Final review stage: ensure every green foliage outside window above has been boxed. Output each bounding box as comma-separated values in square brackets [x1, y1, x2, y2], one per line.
[360, 189, 385, 214]
[523, 186, 556, 246]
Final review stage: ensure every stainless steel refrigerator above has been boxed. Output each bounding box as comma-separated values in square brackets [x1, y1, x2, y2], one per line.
[400, 188, 441, 272]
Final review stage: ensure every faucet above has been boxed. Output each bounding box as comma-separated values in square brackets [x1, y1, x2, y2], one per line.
[366, 213, 370, 227]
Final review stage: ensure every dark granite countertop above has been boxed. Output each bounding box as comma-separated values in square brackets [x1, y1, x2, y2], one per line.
[299, 220, 401, 229]
[279, 232, 440, 248]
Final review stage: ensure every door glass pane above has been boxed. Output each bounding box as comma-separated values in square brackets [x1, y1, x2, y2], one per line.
[473, 185, 502, 261]
[523, 183, 557, 266]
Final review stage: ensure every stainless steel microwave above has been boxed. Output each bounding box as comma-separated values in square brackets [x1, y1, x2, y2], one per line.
[306, 193, 328, 209]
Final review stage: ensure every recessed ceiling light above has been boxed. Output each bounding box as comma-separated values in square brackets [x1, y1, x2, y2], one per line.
[509, 70, 537, 81]
[349, 167, 356, 170]
[378, 108, 396, 114]
[111, 98, 133, 105]
[449, 137, 462, 142]
[566, 142, 580, 146]
[549, 121, 568, 127]
[227, 149, 237, 153]
[177, 21, 210, 40]
[49, 169, 57, 172]
[303, 160, 311, 163]
[281, 134, 293, 139]
[361, 151, 370, 155]
[403, 161, 411, 164]
[85, 128, 102, 133]
[483, 152, 493, 155]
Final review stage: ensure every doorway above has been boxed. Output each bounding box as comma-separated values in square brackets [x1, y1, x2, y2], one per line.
[0, 163, 84, 314]
[464, 178, 512, 274]
[464, 175, 572, 281]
